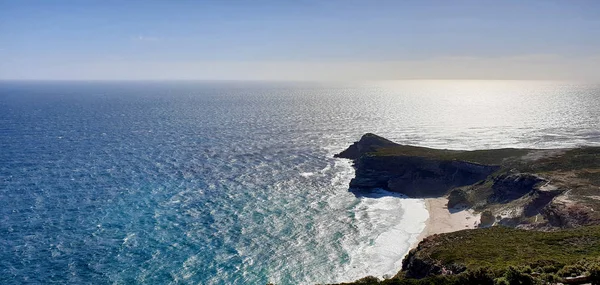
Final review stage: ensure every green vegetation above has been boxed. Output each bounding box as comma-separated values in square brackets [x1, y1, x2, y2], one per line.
[337, 226, 600, 285]
[424, 226, 600, 270]
[339, 262, 600, 285]
[522, 147, 600, 172]
[370, 141, 600, 171]
[578, 169, 600, 186]
[371, 145, 531, 166]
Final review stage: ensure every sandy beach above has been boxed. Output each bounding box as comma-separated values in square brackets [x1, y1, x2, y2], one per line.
[415, 197, 481, 245]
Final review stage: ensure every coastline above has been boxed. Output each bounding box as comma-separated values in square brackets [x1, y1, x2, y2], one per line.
[334, 133, 600, 283]
[412, 197, 480, 248]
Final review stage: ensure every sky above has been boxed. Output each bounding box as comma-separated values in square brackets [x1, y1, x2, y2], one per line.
[1, 0, 600, 81]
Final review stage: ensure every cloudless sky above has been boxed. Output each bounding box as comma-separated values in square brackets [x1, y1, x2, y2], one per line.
[1, 0, 600, 80]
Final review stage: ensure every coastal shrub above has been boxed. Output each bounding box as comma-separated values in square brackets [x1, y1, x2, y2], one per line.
[590, 265, 600, 285]
[355, 276, 380, 284]
[417, 275, 460, 285]
[538, 273, 559, 284]
[378, 275, 463, 285]
[456, 267, 495, 285]
[423, 226, 600, 271]
[493, 277, 510, 285]
[521, 266, 533, 275]
[503, 266, 534, 285]
[347, 227, 600, 285]
[526, 259, 564, 274]
[557, 263, 587, 277]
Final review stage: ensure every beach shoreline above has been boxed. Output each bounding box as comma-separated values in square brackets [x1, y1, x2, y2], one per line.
[412, 197, 480, 249]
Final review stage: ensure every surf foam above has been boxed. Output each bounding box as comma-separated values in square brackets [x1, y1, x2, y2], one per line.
[340, 189, 428, 281]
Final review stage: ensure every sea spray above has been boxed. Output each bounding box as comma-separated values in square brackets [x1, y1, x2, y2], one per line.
[334, 188, 428, 282]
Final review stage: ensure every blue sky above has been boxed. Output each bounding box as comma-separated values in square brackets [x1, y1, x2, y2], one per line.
[1, 0, 600, 80]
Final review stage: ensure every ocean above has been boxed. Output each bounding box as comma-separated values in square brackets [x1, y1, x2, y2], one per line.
[1, 80, 599, 284]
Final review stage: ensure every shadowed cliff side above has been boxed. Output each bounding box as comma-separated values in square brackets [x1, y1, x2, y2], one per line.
[335, 134, 501, 197]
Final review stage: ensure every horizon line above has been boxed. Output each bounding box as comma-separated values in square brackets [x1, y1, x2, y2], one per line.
[1, 78, 596, 83]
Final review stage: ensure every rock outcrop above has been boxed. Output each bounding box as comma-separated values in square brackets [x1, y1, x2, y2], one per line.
[489, 173, 546, 202]
[350, 155, 499, 197]
[336, 133, 499, 197]
[543, 202, 600, 228]
[334, 133, 398, 160]
[336, 133, 600, 229]
[401, 236, 467, 279]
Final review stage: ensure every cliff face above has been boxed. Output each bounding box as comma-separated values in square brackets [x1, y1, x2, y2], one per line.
[336, 134, 499, 197]
[447, 173, 567, 228]
[401, 236, 467, 279]
[336, 133, 499, 197]
[489, 173, 547, 202]
[336, 133, 600, 229]
[349, 155, 499, 197]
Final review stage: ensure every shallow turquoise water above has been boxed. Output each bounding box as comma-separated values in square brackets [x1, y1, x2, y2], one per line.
[1, 81, 599, 284]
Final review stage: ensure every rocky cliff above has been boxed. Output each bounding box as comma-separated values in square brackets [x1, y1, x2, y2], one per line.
[333, 134, 600, 284]
[335, 134, 500, 197]
[336, 133, 600, 229]
[348, 154, 499, 197]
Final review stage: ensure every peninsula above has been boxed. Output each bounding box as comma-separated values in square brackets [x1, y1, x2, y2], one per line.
[334, 133, 600, 285]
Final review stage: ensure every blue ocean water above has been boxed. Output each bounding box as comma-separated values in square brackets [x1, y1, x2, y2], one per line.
[1, 80, 599, 284]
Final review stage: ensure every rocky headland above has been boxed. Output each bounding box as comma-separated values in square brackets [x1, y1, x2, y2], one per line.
[333, 133, 600, 285]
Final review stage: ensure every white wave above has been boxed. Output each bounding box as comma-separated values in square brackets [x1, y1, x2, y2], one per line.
[319, 163, 332, 174]
[122, 233, 136, 246]
[336, 189, 428, 282]
[330, 159, 355, 187]
[299, 172, 314, 178]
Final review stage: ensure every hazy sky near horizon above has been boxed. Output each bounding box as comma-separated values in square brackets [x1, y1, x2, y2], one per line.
[1, 0, 600, 81]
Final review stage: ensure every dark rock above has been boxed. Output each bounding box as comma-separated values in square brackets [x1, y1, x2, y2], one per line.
[402, 236, 467, 279]
[488, 173, 546, 203]
[334, 133, 398, 160]
[402, 247, 443, 278]
[542, 202, 600, 228]
[480, 210, 495, 227]
[447, 189, 470, 208]
[347, 153, 498, 197]
[523, 189, 563, 217]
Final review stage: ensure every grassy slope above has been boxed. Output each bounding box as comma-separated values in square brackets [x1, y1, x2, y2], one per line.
[371, 145, 531, 166]
[371, 144, 600, 171]
[521, 147, 600, 172]
[424, 226, 600, 270]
